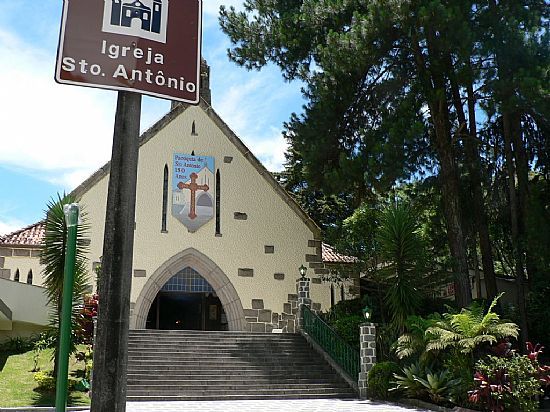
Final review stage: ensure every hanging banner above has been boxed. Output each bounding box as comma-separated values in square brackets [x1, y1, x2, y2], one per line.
[172, 153, 215, 232]
[55, 0, 202, 103]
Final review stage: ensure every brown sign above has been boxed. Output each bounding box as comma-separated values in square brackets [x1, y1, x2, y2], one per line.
[55, 0, 202, 103]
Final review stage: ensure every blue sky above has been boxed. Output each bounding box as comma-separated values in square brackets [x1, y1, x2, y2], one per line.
[0, 0, 305, 235]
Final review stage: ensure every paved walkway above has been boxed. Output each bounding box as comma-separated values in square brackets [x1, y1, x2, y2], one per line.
[1, 399, 429, 412]
[125, 399, 428, 411]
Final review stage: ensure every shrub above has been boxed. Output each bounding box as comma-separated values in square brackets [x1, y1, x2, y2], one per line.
[0, 336, 35, 353]
[392, 362, 462, 405]
[469, 354, 542, 412]
[34, 371, 56, 391]
[367, 361, 402, 400]
[332, 314, 363, 349]
[415, 369, 462, 404]
[392, 362, 429, 399]
[34, 370, 78, 392]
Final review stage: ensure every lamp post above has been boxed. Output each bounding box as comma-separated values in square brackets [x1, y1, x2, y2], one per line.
[55, 203, 79, 412]
[299, 264, 307, 279]
[362, 305, 371, 321]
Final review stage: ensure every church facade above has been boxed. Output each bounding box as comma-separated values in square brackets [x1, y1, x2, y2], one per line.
[0, 70, 358, 339]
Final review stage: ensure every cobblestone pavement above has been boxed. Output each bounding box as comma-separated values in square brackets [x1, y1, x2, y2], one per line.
[124, 399, 428, 411]
[0, 399, 429, 412]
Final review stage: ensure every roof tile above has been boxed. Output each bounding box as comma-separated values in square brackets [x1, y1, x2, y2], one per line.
[0, 222, 44, 246]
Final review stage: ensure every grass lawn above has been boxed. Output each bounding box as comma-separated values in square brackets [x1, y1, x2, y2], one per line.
[0, 346, 91, 407]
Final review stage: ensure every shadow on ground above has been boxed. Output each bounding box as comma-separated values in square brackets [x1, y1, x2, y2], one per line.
[31, 389, 89, 407]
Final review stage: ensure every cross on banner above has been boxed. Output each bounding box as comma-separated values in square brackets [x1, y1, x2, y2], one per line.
[177, 172, 209, 219]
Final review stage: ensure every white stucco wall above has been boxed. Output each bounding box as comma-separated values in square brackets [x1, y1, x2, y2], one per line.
[0, 278, 50, 337]
[2, 249, 44, 286]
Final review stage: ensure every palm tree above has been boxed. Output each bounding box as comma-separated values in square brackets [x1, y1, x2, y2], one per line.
[375, 202, 425, 333]
[40, 194, 90, 375]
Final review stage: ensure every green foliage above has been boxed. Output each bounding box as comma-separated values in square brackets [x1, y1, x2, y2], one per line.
[470, 355, 542, 412]
[33, 371, 56, 391]
[394, 314, 440, 362]
[221, 0, 550, 316]
[415, 370, 462, 405]
[331, 315, 363, 350]
[33, 370, 79, 393]
[392, 362, 429, 399]
[527, 286, 550, 347]
[367, 361, 402, 400]
[75, 345, 94, 382]
[322, 298, 366, 348]
[393, 362, 462, 405]
[31, 333, 54, 372]
[0, 337, 35, 354]
[425, 294, 519, 355]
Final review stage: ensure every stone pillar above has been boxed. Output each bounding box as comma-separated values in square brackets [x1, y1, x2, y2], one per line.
[358, 322, 377, 399]
[296, 276, 311, 330]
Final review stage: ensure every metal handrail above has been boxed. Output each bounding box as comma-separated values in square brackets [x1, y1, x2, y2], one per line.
[302, 305, 360, 380]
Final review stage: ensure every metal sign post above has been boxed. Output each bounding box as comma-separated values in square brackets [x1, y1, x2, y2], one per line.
[90, 91, 141, 412]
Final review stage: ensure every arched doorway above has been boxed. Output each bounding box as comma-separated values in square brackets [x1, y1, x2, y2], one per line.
[131, 248, 246, 331]
[145, 267, 226, 330]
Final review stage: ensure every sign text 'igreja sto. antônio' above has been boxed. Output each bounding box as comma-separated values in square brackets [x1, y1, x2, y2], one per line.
[61, 40, 197, 94]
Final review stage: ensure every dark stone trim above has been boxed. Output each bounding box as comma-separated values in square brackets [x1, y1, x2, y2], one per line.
[238, 268, 254, 277]
[13, 249, 30, 257]
[133, 269, 146, 278]
[305, 254, 322, 263]
[0, 248, 12, 257]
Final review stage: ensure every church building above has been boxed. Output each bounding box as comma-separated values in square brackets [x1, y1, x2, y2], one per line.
[0, 62, 358, 340]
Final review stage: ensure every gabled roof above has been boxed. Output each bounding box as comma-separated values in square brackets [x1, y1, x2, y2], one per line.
[322, 243, 358, 264]
[3, 98, 321, 247]
[0, 221, 44, 247]
[71, 98, 321, 237]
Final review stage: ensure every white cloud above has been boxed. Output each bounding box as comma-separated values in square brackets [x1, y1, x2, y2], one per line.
[252, 128, 289, 172]
[0, 215, 25, 236]
[0, 29, 169, 192]
[211, 65, 302, 172]
[0, 29, 115, 186]
[203, 0, 244, 17]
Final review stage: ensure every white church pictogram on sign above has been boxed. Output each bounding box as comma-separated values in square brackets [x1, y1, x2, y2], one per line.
[103, 0, 169, 43]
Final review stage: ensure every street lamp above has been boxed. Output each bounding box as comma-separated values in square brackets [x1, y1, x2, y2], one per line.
[299, 265, 307, 279]
[362, 305, 371, 320]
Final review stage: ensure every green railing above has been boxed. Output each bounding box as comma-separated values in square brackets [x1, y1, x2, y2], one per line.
[302, 305, 360, 380]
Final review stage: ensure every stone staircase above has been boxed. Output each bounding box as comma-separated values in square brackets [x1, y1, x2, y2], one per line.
[126, 329, 357, 401]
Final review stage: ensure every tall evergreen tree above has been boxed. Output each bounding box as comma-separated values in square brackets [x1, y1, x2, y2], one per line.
[220, 0, 548, 310]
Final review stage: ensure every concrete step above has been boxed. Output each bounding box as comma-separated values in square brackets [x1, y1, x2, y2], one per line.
[126, 375, 344, 383]
[127, 388, 357, 396]
[127, 382, 351, 391]
[126, 330, 356, 400]
[126, 392, 357, 401]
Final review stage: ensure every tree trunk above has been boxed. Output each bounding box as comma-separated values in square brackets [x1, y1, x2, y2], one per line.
[502, 112, 529, 347]
[465, 81, 498, 301]
[431, 106, 472, 308]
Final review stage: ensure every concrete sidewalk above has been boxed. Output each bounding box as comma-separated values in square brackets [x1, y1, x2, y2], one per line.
[0, 399, 428, 412]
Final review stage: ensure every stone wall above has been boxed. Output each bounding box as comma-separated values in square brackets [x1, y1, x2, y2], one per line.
[358, 322, 377, 398]
[243, 275, 322, 333]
